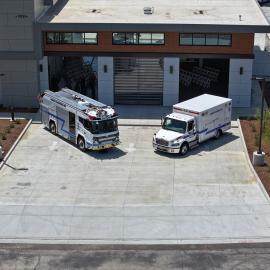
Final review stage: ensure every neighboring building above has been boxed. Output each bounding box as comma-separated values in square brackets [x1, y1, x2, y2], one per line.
[0, 0, 269, 108]
[0, 0, 57, 108]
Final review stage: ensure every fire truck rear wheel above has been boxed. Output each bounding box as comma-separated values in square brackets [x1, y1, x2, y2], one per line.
[77, 136, 86, 152]
[49, 121, 57, 135]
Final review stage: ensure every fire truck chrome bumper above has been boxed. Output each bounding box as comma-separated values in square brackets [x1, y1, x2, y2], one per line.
[88, 140, 120, 150]
[152, 143, 180, 154]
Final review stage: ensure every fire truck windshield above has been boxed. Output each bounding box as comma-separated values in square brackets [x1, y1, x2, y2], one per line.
[88, 119, 118, 134]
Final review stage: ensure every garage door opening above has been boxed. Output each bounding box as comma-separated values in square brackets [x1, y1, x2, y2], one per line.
[179, 58, 229, 101]
[114, 57, 164, 105]
[48, 56, 98, 99]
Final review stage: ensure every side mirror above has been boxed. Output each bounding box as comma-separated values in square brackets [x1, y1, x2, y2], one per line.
[161, 117, 164, 126]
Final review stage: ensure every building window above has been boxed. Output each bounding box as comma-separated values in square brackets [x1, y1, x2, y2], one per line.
[138, 33, 152, 44]
[180, 33, 232, 46]
[84, 33, 98, 44]
[205, 34, 218, 45]
[180, 34, 193, 45]
[59, 33, 72, 44]
[112, 32, 164, 45]
[46, 32, 98, 44]
[112, 33, 126, 44]
[151, 33, 165, 45]
[126, 32, 138, 44]
[193, 34, 205, 45]
[218, 34, 232, 46]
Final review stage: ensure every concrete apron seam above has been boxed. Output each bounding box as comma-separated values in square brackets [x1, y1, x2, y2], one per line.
[0, 119, 32, 171]
[1, 237, 270, 246]
[237, 118, 270, 202]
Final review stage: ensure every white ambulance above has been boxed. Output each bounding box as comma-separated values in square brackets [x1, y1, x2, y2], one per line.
[39, 88, 120, 151]
[153, 94, 232, 155]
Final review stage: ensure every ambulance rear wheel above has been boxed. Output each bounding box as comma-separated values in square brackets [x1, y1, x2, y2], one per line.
[77, 136, 86, 152]
[215, 129, 222, 139]
[49, 121, 57, 135]
[180, 142, 189, 156]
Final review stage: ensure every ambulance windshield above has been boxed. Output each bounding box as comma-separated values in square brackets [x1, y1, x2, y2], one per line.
[162, 117, 186, 133]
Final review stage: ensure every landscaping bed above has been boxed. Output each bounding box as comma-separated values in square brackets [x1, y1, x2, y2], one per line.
[0, 119, 29, 158]
[240, 116, 270, 195]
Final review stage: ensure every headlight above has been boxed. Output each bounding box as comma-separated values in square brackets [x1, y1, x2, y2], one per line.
[153, 135, 156, 142]
[171, 141, 180, 147]
[171, 136, 183, 146]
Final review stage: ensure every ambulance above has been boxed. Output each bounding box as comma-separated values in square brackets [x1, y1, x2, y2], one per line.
[153, 94, 232, 155]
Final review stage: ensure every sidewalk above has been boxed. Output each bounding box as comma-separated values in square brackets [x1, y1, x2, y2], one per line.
[0, 83, 265, 126]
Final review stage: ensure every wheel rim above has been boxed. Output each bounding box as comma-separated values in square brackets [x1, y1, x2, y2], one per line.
[181, 145, 188, 154]
[50, 123, 56, 133]
[79, 139, 84, 150]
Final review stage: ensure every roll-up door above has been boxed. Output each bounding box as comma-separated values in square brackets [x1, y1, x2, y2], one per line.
[114, 57, 163, 105]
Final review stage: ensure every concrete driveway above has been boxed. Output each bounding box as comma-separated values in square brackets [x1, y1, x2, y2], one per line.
[0, 124, 269, 244]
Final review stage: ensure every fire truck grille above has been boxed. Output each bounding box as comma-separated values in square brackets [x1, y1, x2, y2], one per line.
[156, 138, 169, 146]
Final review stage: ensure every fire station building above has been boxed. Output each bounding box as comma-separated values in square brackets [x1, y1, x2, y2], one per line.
[0, 0, 269, 108]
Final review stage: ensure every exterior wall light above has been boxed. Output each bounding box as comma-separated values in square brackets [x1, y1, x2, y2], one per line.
[104, 65, 108, 73]
[170, 65, 174, 74]
[239, 67, 244, 75]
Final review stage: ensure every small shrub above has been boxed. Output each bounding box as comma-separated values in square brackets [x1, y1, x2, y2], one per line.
[15, 119, 21, 125]
[9, 123, 15, 129]
[5, 127, 11, 134]
[1, 134, 6, 140]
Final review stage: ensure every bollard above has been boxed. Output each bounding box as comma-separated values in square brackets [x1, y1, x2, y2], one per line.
[0, 146, 3, 161]
[11, 107, 15, 121]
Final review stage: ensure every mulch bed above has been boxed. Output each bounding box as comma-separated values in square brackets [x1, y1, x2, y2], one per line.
[0, 119, 28, 158]
[240, 120, 270, 195]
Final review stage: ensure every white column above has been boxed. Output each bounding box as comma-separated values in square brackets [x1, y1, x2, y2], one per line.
[98, 57, 114, 105]
[39, 56, 49, 92]
[163, 57, 179, 106]
[228, 59, 253, 108]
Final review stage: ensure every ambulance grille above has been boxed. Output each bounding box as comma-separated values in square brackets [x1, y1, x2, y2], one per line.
[156, 138, 169, 146]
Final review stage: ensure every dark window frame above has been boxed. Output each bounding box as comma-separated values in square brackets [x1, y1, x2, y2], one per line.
[112, 32, 165, 45]
[179, 33, 232, 47]
[46, 32, 98, 45]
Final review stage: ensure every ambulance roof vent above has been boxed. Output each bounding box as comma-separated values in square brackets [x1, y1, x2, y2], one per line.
[143, 7, 154, 15]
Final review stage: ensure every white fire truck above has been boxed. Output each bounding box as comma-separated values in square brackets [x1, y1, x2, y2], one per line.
[153, 94, 232, 155]
[38, 88, 120, 151]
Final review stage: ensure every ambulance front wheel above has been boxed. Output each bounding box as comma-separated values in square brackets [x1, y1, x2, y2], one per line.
[77, 136, 86, 152]
[49, 121, 57, 135]
[180, 142, 189, 156]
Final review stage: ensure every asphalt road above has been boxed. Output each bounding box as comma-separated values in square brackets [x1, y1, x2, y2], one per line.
[0, 243, 270, 270]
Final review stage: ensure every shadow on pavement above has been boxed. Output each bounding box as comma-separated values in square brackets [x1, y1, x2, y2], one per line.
[86, 147, 127, 160]
[155, 132, 239, 159]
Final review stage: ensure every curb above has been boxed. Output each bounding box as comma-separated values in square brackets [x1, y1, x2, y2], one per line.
[0, 119, 32, 171]
[237, 119, 270, 202]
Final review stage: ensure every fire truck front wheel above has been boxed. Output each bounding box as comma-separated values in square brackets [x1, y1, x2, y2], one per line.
[77, 136, 86, 152]
[49, 121, 57, 135]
